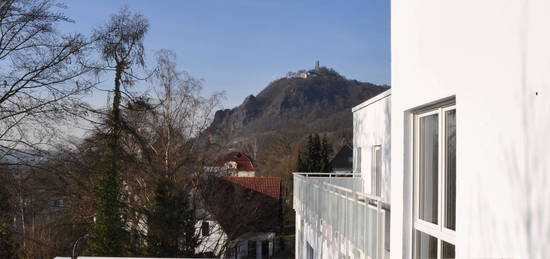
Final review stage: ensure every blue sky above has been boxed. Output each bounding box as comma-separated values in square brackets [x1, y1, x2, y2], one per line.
[60, 0, 390, 109]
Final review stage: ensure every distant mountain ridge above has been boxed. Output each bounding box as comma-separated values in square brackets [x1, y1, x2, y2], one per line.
[209, 66, 390, 139]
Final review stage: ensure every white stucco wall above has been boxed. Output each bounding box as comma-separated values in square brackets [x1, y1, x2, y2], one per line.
[353, 90, 391, 204]
[391, 0, 550, 258]
[236, 171, 255, 177]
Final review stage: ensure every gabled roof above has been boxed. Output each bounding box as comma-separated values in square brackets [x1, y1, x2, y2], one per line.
[220, 152, 255, 171]
[223, 176, 281, 199]
[201, 176, 282, 237]
[330, 145, 353, 169]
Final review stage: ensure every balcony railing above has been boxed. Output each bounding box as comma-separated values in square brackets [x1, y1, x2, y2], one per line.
[293, 172, 385, 259]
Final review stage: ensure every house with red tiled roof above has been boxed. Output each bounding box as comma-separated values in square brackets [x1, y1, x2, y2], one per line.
[219, 151, 256, 177]
[201, 175, 282, 259]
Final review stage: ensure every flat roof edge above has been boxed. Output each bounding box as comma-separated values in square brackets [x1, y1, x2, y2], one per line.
[352, 89, 391, 113]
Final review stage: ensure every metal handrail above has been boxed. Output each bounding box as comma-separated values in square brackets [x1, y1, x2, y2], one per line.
[293, 171, 362, 177]
[293, 172, 382, 201]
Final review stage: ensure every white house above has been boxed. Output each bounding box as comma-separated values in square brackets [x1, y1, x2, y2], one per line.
[195, 219, 227, 256]
[352, 90, 391, 204]
[295, 0, 550, 259]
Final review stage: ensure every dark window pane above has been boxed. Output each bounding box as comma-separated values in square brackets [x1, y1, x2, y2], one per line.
[445, 109, 456, 230]
[385, 209, 391, 251]
[419, 114, 439, 224]
[201, 221, 210, 236]
[415, 231, 437, 259]
[442, 241, 455, 259]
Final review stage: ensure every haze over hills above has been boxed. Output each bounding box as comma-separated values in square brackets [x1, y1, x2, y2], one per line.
[208, 64, 390, 143]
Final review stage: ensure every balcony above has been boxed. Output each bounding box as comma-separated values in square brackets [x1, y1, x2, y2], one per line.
[293, 172, 386, 259]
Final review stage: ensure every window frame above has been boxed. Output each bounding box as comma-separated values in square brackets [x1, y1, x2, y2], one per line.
[355, 147, 362, 173]
[441, 106, 456, 235]
[413, 104, 456, 259]
[371, 145, 382, 196]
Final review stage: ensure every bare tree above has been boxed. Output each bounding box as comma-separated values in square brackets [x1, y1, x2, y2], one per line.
[91, 4, 149, 169]
[146, 49, 223, 177]
[0, 1, 97, 257]
[119, 50, 224, 255]
[86, 6, 149, 256]
[0, 0, 96, 164]
[119, 49, 224, 192]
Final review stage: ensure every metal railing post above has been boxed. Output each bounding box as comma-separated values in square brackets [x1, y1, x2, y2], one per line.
[376, 199, 381, 259]
[345, 190, 348, 258]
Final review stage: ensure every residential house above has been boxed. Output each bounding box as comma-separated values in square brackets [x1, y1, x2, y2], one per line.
[295, 0, 550, 258]
[194, 219, 227, 257]
[201, 176, 282, 259]
[220, 152, 256, 177]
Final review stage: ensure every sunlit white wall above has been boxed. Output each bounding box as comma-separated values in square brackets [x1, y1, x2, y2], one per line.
[353, 90, 392, 204]
[391, 0, 550, 258]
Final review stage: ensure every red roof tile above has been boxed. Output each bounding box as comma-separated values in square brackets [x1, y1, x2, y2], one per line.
[223, 176, 281, 199]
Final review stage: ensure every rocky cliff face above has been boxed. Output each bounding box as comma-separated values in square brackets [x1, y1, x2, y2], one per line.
[210, 67, 389, 138]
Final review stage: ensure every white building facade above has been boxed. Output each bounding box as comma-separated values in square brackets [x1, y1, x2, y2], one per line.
[296, 0, 550, 258]
[392, 0, 550, 258]
[294, 91, 391, 259]
[353, 90, 391, 204]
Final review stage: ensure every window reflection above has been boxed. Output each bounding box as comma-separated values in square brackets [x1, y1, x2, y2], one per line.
[416, 231, 437, 259]
[419, 114, 439, 224]
[445, 110, 456, 230]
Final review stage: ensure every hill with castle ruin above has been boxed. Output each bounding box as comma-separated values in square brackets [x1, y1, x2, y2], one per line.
[209, 64, 389, 142]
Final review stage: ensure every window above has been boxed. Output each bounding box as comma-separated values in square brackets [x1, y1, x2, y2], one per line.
[247, 241, 255, 256]
[372, 145, 382, 196]
[414, 105, 456, 259]
[201, 221, 210, 236]
[53, 199, 64, 207]
[355, 147, 362, 173]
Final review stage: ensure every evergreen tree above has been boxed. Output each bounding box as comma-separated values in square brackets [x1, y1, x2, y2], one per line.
[297, 153, 306, 172]
[296, 134, 332, 172]
[310, 134, 321, 171]
[319, 135, 333, 172]
[147, 179, 198, 257]
[86, 159, 127, 256]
